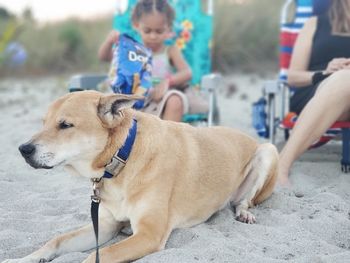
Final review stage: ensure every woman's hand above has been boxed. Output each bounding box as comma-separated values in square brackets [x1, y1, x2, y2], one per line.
[150, 79, 169, 102]
[325, 58, 350, 73]
[343, 59, 350, 69]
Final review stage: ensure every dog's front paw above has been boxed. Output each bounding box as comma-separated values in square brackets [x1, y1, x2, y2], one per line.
[235, 210, 256, 224]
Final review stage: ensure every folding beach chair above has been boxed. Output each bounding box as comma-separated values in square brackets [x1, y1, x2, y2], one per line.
[69, 0, 220, 126]
[255, 0, 350, 172]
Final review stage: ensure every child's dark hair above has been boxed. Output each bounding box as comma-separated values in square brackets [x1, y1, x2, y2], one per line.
[132, 0, 175, 27]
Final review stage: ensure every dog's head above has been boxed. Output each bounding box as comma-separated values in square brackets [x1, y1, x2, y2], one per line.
[19, 91, 142, 172]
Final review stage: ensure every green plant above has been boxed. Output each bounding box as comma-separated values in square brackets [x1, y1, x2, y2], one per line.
[59, 21, 83, 63]
[213, 0, 283, 73]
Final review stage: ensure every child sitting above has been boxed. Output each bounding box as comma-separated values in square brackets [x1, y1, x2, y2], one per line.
[99, 0, 192, 122]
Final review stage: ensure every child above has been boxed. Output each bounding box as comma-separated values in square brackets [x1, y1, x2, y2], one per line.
[99, 0, 192, 122]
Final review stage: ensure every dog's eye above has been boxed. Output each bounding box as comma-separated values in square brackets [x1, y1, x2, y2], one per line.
[58, 121, 74, 130]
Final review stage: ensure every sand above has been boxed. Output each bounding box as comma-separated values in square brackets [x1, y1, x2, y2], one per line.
[0, 75, 349, 263]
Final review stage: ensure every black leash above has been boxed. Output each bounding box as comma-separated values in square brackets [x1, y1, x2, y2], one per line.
[91, 179, 101, 263]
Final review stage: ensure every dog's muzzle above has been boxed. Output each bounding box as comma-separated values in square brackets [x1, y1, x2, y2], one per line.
[18, 143, 53, 169]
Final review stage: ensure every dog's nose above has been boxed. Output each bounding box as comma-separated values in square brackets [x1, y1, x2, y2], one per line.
[19, 143, 36, 157]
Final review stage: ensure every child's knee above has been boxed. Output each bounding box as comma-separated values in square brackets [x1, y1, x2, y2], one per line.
[165, 95, 184, 113]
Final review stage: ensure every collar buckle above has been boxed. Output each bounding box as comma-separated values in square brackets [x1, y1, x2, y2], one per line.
[103, 119, 137, 179]
[104, 156, 126, 178]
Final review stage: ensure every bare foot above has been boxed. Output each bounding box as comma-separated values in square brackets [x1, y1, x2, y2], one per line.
[277, 164, 292, 188]
[277, 175, 292, 188]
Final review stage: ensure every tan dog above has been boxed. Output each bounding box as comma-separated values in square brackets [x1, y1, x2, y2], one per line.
[5, 91, 278, 263]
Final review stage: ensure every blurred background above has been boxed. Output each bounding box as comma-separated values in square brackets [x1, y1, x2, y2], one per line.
[0, 0, 283, 78]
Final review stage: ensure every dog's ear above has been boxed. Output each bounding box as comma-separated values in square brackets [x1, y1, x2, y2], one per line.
[98, 94, 143, 128]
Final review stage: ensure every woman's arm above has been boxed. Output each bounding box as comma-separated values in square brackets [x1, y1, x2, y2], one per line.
[287, 17, 317, 87]
[98, 30, 120, 62]
[288, 17, 350, 87]
[167, 45, 192, 88]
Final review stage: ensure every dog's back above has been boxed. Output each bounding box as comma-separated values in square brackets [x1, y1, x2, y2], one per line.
[132, 111, 261, 227]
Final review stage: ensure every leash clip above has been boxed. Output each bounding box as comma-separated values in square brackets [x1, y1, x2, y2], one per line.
[91, 178, 102, 203]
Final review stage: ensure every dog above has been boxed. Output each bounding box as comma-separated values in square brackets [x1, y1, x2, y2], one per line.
[4, 91, 278, 263]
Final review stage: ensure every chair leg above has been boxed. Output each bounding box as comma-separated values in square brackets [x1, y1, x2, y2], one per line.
[207, 89, 214, 127]
[341, 128, 350, 173]
[284, 129, 290, 140]
[211, 91, 220, 126]
[201, 73, 221, 127]
[268, 93, 276, 144]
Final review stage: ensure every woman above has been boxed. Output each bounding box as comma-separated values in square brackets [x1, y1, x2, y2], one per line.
[278, 0, 350, 186]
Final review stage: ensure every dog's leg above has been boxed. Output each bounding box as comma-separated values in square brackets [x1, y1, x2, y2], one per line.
[82, 209, 171, 263]
[2, 207, 121, 263]
[231, 143, 278, 224]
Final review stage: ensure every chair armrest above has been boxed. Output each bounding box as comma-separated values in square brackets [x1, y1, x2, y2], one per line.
[263, 79, 291, 94]
[263, 80, 281, 95]
[69, 74, 108, 92]
[201, 73, 222, 92]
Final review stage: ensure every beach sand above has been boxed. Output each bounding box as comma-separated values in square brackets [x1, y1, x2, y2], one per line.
[0, 75, 349, 262]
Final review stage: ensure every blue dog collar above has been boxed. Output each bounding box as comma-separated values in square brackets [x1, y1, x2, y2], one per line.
[103, 119, 137, 178]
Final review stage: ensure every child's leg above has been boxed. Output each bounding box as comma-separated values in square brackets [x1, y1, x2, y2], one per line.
[162, 94, 184, 122]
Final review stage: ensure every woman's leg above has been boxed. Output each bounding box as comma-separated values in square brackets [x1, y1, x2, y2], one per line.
[278, 70, 350, 186]
[162, 94, 184, 122]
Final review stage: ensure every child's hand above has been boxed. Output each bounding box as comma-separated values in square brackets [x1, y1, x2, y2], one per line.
[99, 30, 120, 61]
[106, 30, 120, 45]
[150, 79, 169, 102]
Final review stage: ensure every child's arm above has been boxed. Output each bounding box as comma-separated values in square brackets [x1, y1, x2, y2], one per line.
[167, 45, 192, 88]
[149, 46, 191, 102]
[98, 30, 120, 62]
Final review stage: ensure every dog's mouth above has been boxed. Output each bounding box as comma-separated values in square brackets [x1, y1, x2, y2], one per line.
[19, 143, 60, 169]
[23, 157, 54, 169]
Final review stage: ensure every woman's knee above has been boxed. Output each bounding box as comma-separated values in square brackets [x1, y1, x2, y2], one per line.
[331, 69, 350, 82]
[318, 69, 350, 97]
